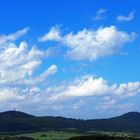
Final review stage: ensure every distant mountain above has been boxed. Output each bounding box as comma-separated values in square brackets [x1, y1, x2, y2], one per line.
[0, 111, 34, 118]
[0, 111, 140, 133]
[84, 112, 140, 132]
[119, 112, 140, 120]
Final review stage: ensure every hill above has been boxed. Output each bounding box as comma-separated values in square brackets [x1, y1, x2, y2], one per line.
[0, 111, 140, 133]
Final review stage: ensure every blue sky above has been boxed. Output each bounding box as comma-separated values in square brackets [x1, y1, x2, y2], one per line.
[0, 0, 140, 119]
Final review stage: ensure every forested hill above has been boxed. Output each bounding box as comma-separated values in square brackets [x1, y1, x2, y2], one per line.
[0, 111, 140, 133]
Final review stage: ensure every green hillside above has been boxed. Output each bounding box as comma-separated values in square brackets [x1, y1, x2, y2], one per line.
[0, 111, 140, 133]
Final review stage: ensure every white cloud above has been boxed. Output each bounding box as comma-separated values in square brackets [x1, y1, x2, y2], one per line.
[40, 64, 57, 77]
[45, 75, 140, 115]
[117, 11, 134, 22]
[39, 26, 60, 42]
[93, 8, 107, 21]
[23, 64, 57, 85]
[48, 75, 140, 101]
[0, 88, 25, 102]
[0, 27, 29, 47]
[29, 87, 41, 93]
[0, 41, 41, 84]
[0, 28, 138, 117]
[0, 38, 57, 85]
[39, 26, 136, 60]
[0, 28, 57, 104]
[112, 82, 140, 98]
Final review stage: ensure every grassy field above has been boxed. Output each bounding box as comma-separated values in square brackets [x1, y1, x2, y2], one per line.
[86, 131, 137, 137]
[19, 131, 82, 140]
[18, 130, 140, 140]
[0, 130, 140, 140]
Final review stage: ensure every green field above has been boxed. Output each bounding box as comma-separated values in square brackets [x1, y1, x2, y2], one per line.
[0, 131, 140, 140]
[19, 131, 140, 140]
[19, 131, 82, 140]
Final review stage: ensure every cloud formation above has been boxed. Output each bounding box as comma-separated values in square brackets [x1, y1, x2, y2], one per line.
[0, 27, 139, 118]
[0, 41, 56, 85]
[93, 8, 107, 21]
[0, 28, 57, 105]
[48, 75, 140, 101]
[0, 28, 29, 47]
[117, 11, 134, 22]
[39, 26, 136, 60]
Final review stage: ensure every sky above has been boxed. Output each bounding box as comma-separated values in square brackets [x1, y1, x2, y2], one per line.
[0, 0, 140, 119]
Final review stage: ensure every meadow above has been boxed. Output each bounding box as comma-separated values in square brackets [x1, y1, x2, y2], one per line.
[19, 131, 82, 140]
[0, 131, 140, 140]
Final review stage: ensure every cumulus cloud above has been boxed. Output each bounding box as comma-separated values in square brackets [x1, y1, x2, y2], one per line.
[117, 11, 134, 22]
[39, 26, 136, 60]
[93, 8, 107, 21]
[48, 75, 140, 101]
[0, 27, 139, 117]
[0, 41, 56, 85]
[112, 82, 140, 98]
[44, 75, 140, 117]
[0, 28, 57, 104]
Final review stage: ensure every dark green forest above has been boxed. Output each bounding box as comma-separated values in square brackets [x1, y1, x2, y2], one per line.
[0, 111, 140, 133]
[1, 111, 140, 140]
